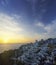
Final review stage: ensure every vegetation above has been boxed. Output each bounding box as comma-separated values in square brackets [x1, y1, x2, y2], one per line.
[0, 38, 56, 65]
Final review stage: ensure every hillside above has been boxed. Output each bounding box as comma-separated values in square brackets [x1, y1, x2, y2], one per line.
[0, 38, 56, 65]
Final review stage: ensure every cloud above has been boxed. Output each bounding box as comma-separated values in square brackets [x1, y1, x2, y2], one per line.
[0, 13, 23, 39]
[44, 20, 56, 34]
[35, 22, 44, 27]
[35, 20, 56, 39]
[26, 0, 37, 16]
[1, 0, 9, 6]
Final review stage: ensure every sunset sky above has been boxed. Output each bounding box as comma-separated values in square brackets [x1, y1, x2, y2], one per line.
[0, 0, 56, 43]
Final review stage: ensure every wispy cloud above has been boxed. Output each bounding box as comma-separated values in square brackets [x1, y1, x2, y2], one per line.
[35, 20, 56, 39]
[26, 0, 37, 17]
[1, 0, 9, 6]
[35, 22, 44, 27]
[0, 13, 23, 39]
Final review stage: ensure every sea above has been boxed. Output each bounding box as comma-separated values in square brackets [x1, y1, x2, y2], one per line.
[0, 44, 23, 53]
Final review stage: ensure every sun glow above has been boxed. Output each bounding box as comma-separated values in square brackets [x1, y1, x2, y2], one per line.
[0, 13, 35, 44]
[0, 13, 24, 44]
[3, 38, 9, 44]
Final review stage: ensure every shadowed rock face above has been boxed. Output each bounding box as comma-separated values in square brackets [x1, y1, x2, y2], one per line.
[17, 38, 56, 65]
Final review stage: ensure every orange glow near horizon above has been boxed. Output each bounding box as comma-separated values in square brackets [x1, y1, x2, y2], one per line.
[0, 13, 38, 44]
[0, 37, 35, 44]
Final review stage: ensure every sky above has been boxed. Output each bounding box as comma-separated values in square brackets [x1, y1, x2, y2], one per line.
[0, 0, 56, 43]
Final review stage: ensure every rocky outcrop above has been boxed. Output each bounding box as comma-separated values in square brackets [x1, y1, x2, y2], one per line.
[17, 38, 56, 65]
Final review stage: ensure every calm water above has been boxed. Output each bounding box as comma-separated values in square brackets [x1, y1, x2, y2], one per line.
[0, 44, 23, 53]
